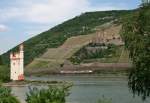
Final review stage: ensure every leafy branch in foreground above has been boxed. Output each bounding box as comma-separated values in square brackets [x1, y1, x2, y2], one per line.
[121, 1, 150, 100]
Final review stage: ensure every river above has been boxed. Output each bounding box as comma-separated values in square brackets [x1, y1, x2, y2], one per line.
[11, 74, 150, 103]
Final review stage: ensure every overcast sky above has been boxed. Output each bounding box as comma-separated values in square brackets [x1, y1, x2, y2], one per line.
[0, 0, 140, 54]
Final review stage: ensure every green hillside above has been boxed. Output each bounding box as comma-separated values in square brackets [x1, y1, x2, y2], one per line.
[1, 10, 131, 66]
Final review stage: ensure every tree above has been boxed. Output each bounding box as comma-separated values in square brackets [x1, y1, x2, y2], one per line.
[142, 0, 150, 4]
[121, 1, 150, 100]
[141, 0, 150, 6]
[0, 65, 10, 82]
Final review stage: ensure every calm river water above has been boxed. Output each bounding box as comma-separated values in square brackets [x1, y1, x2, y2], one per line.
[11, 75, 150, 103]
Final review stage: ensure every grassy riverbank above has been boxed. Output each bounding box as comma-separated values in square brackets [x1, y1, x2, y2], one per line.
[3, 80, 73, 87]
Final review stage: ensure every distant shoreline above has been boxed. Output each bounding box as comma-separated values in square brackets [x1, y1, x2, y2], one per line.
[25, 62, 131, 76]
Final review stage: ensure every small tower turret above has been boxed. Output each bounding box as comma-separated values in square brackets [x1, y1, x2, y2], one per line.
[20, 44, 23, 51]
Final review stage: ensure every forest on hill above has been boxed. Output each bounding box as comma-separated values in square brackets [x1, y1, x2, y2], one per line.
[0, 10, 131, 66]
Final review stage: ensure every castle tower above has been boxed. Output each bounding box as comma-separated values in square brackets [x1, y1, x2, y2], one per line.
[10, 44, 24, 81]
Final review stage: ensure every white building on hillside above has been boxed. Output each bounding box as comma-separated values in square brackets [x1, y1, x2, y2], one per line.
[10, 44, 24, 81]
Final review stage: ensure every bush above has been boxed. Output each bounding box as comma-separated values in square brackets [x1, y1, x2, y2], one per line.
[0, 86, 20, 103]
[26, 85, 70, 103]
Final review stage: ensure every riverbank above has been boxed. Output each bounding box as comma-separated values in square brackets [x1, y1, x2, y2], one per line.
[3, 80, 73, 87]
[3, 70, 129, 87]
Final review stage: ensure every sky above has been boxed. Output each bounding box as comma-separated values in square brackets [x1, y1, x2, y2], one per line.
[0, 0, 140, 54]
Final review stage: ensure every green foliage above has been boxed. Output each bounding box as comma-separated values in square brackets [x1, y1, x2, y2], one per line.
[121, 2, 150, 100]
[26, 86, 70, 103]
[0, 86, 20, 103]
[1, 10, 131, 66]
[0, 65, 10, 82]
[70, 43, 118, 64]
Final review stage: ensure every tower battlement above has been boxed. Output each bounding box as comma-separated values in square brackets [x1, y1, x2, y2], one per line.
[10, 44, 24, 81]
